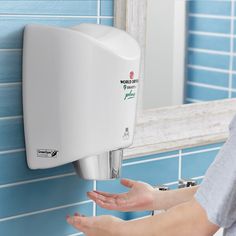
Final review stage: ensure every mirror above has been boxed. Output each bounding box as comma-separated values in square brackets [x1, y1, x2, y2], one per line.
[115, 0, 235, 110]
[143, 0, 186, 109]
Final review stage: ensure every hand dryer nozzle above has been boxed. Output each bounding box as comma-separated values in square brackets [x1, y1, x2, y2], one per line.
[73, 149, 123, 180]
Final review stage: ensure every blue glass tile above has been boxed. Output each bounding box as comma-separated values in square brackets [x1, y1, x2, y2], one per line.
[233, 75, 236, 89]
[101, 0, 114, 16]
[187, 67, 229, 87]
[100, 18, 114, 26]
[123, 150, 178, 164]
[167, 183, 179, 190]
[0, 84, 22, 117]
[97, 208, 151, 221]
[185, 100, 195, 104]
[188, 34, 230, 52]
[232, 92, 236, 98]
[186, 84, 228, 101]
[123, 157, 179, 186]
[0, 17, 98, 49]
[126, 211, 151, 220]
[195, 178, 203, 185]
[182, 143, 224, 154]
[0, 175, 93, 218]
[0, 118, 25, 151]
[96, 206, 131, 220]
[182, 149, 220, 178]
[0, 202, 92, 236]
[188, 51, 230, 70]
[0, 51, 22, 83]
[188, 17, 231, 34]
[0, 151, 75, 185]
[233, 56, 236, 71]
[234, 20, 236, 35]
[189, 1, 231, 16]
[0, 1, 97, 16]
[233, 38, 236, 52]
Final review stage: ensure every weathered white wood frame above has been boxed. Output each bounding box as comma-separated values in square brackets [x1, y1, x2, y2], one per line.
[114, 0, 236, 159]
[114, 0, 147, 110]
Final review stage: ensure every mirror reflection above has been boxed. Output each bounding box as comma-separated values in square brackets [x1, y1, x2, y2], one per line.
[143, 0, 235, 110]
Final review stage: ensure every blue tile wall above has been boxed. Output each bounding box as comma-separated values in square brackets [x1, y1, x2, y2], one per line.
[186, 0, 236, 103]
[0, 0, 228, 235]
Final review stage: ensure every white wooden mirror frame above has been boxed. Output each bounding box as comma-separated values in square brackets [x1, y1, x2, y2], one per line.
[114, 0, 236, 159]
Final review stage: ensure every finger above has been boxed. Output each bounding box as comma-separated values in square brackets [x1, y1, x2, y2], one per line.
[66, 216, 75, 225]
[89, 191, 132, 212]
[96, 199, 121, 210]
[74, 216, 90, 227]
[89, 194, 117, 206]
[93, 190, 118, 197]
[88, 191, 130, 211]
[120, 178, 135, 188]
[88, 191, 118, 204]
[87, 191, 108, 202]
[67, 216, 91, 230]
[96, 198, 127, 211]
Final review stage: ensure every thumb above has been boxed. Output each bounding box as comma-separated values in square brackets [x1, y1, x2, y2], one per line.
[120, 178, 135, 188]
[67, 216, 91, 229]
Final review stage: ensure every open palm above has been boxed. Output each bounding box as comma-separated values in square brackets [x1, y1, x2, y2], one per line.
[87, 178, 156, 212]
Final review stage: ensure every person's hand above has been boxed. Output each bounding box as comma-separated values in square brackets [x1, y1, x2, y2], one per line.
[87, 178, 156, 212]
[66, 213, 124, 236]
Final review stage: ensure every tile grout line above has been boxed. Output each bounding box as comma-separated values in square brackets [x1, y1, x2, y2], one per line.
[185, 98, 204, 103]
[123, 146, 221, 167]
[192, 176, 205, 181]
[189, 13, 233, 20]
[228, 0, 235, 99]
[0, 200, 92, 223]
[67, 233, 84, 236]
[189, 30, 232, 38]
[0, 14, 113, 19]
[67, 233, 83, 236]
[0, 115, 23, 121]
[188, 64, 231, 74]
[0, 48, 22, 51]
[188, 47, 235, 56]
[0, 148, 25, 155]
[0, 82, 22, 87]
[181, 146, 221, 157]
[97, 0, 101, 24]
[164, 181, 179, 186]
[122, 154, 179, 167]
[93, 180, 97, 216]
[0, 172, 76, 189]
[178, 150, 182, 180]
[187, 81, 236, 92]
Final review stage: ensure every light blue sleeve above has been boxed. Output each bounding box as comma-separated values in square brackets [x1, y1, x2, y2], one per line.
[195, 115, 236, 228]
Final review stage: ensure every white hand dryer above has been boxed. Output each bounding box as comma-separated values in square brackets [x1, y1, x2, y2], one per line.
[23, 23, 141, 180]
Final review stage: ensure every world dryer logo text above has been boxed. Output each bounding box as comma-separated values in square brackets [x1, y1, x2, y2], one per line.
[120, 71, 139, 100]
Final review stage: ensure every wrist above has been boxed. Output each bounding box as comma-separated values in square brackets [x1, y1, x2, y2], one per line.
[115, 220, 136, 236]
[115, 220, 129, 236]
[152, 189, 170, 211]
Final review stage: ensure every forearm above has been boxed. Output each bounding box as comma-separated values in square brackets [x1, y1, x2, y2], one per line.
[153, 186, 198, 210]
[120, 198, 218, 236]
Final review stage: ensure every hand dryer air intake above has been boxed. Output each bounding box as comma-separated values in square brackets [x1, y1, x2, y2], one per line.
[23, 23, 141, 180]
